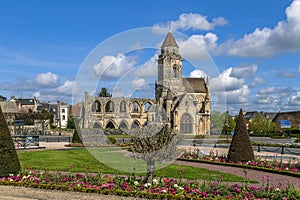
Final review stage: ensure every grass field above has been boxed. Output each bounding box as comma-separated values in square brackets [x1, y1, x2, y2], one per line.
[17, 148, 254, 183]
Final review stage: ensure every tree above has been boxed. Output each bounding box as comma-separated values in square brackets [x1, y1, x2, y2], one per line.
[15, 109, 51, 134]
[227, 109, 254, 162]
[98, 87, 112, 97]
[249, 114, 275, 135]
[67, 117, 76, 129]
[228, 115, 236, 132]
[210, 110, 226, 134]
[71, 128, 83, 144]
[0, 105, 21, 177]
[35, 109, 52, 135]
[128, 124, 178, 183]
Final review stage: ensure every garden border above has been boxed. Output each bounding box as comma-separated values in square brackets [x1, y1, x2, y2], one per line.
[177, 158, 300, 178]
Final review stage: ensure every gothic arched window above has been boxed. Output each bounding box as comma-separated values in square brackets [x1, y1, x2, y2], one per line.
[144, 102, 152, 112]
[172, 64, 178, 78]
[132, 101, 139, 112]
[180, 113, 193, 134]
[105, 100, 114, 113]
[119, 121, 128, 129]
[120, 100, 126, 113]
[92, 100, 101, 113]
[131, 120, 140, 129]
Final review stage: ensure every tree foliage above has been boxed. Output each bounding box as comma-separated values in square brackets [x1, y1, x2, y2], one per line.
[249, 114, 275, 135]
[0, 105, 21, 177]
[211, 111, 235, 134]
[128, 124, 178, 183]
[227, 109, 254, 162]
[98, 87, 112, 97]
[71, 128, 83, 144]
[15, 109, 52, 134]
[210, 110, 225, 134]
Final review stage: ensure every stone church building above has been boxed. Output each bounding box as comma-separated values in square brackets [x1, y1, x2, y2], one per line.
[82, 32, 210, 135]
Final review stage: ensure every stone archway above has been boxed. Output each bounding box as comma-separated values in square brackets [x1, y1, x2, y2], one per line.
[131, 120, 140, 129]
[93, 122, 102, 128]
[106, 121, 116, 129]
[119, 120, 129, 129]
[92, 100, 101, 112]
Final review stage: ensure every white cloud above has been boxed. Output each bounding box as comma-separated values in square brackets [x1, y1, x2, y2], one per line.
[218, 0, 300, 57]
[250, 77, 266, 87]
[258, 86, 293, 98]
[56, 80, 74, 95]
[33, 91, 40, 98]
[189, 69, 208, 78]
[93, 54, 137, 79]
[283, 92, 300, 107]
[277, 70, 297, 78]
[226, 85, 250, 104]
[254, 94, 281, 107]
[211, 68, 245, 91]
[35, 72, 59, 87]
[209, 68, 250, 105]
[154, 13, 228, 31]
[134, 54, 157, 78]
[131, 78, 150, 91]
[230, 64, 258, 79]
[298, 64, 300, 73]
[178, 33, 218, 60]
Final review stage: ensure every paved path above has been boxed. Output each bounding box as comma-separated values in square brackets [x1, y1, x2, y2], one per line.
[0, 185, 144, 200]
[174, 160, 300, 188]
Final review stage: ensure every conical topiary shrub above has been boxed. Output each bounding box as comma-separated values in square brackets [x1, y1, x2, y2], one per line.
[0, 105, 21, 177]
[71, 128, 83, 144]
[227, 109, 254, 162]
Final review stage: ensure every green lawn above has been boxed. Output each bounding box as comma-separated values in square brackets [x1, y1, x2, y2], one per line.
[17, 148, 254, 183]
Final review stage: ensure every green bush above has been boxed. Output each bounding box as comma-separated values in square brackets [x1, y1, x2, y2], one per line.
[228, 109, 254, 162]
[0, 106, 21, 177]
[107, 136, 116, 144]
[71, 129, 83, 144]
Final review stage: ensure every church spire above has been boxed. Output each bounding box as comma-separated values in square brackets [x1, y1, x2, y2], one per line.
[161, 32, 179, 48]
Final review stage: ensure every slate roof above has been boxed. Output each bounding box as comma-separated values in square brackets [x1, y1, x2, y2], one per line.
[272, 111, 300, 125]
[17, 98, 35, 105]
[182, 78, 208, 93]
[161, 32, 179, 48]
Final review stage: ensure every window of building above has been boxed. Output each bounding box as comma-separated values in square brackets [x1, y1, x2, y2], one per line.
[105, 100, 114, 113]
[92, 101, 101, 112]
[132, 102, 139, 112]
[180, 113, 193, 134]
[62, 109, 65, 113]
[120, 101, 126, 113]
[144, 102, 152, 112]
[62, 115, 65, 120]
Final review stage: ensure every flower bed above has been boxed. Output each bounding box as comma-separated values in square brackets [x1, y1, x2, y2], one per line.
[0, 171, 299, 199]
[179, 152, 300, 177]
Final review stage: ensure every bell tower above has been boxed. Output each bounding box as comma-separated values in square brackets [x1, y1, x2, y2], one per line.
[156, 32, 184, 101]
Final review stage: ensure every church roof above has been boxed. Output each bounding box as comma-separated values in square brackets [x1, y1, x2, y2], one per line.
[182, 78, 208, 93]
[161, 32, 179, 48]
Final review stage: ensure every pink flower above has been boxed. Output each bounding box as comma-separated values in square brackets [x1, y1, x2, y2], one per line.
[201, 191, 208, 197]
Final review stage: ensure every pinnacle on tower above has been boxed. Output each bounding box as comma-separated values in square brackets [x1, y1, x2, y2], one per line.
[161, 32, 179, 48]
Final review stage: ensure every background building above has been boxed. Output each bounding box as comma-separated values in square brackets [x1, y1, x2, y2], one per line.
[82, 32, 211, 135]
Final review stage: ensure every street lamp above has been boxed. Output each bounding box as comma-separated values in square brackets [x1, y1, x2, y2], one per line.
[225, 111, 229, 140]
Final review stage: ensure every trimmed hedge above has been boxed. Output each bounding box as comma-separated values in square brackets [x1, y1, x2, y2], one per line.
[228, 109, 254, 162]
[0, 105, 21, 177]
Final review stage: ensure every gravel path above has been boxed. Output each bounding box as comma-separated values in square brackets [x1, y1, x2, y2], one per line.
[0, 185, 145, 200]
[174, 160, 300, 188]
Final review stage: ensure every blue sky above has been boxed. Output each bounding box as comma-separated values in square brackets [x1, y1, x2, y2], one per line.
[1, 0, 300, 114]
